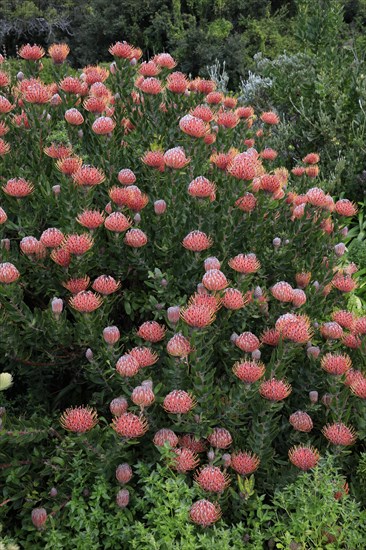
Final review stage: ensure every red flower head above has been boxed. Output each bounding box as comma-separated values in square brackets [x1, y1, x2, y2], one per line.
[302, 153, 320, 164]
[59, 76, 84, 94]
[182, 230, 213, 252]
[332, 274, 357, 293]
[204, 257, 221, 271]
[164, 147, 190, 169]
[188, 176, 216, 199]
[60, 406, 98, 433]
[3, 177, 34, 198]
[48, 43, 70, 64]
[207, 428, 232, 449]
[292, 289, 307, 307]
[189, 500, 221, 527]
[63, 233, 94, 256]
[124, 228, 148, 247]
[50, 247, 71, 267]
[110, 397, 128, 416]
[131, 385, 155, 407]
[167, 72, 189, 93]
[331, 310, 355, 330]
[289, 445, 320, 470]
[141, 150, 165, 171]
[104, 212, 132, 232]
[40, 228, 64, 248]
[116, 489, 130, 508]
[44, 143, 72, 159]
[139, 61, 160, 77]
[289, 411, 313, 432]
[295, 271, 312, 288]
[69, 291, 102, 313]
[163, 390, 196, 414]
[205, 91, 223, 104]
[138, 77, 163, 95]
[103, 326, 120, 345]
[271, 281, 294, 302]
[181, 304, 216, 328]
[194, 466, 230, 493]
[171, 448, 199, 473]
[154, 52, 176, 69]
[335, 199, 358, 217]
[166, 333, 193, 357]
[109, 41, 134, 59]
[31, 508, 47, 530]
[342, 333, 362, 349]
[76, 209, 105, 229]
[231, 451, 260, 475]
[116, 354, 140, 377]
[92, 116, 115, 135]
[72, 165, 105, 187]
[260, 111, 279, 124]
[292, 166, 306, 176]
[306, 187, 327, 207]
[259, 378, 291, 401]
[217, 110, 239, 129]
[56, 156, 83, 176]
[261, 148, 278, 161]
[65, 108, 84, 125]
[235, 332, 260, 353]
[354, 316, 366, 334]
[321, 322, 343, 340]
[118, 168, 136, 185]
[179, 434, 207, 453]
[321, 353, 352, 376]
[222, 288, 247, 310]
[0, 95, 14, 113]
[322, 422, 357, 446]
[92, 275, 120, 295]
[260, 174, 281, 193]
[19, 43, 45, 60]
[202, 269, 228, 291]
[129, 346, 159, 367]
[235, 192, 257, 212]
[112, 412, 148, 438]
[227, 152, 259, 181]
[350, 377, 366, 399]
[0, 207, 7, 224]
[116, 463, 133, 484]
[228, 253, 260, 274]
[137, 321, 166, 342]
[153, 428, 179, 447]
[0, 262, 20, 284]
[191, 104, 214, 122]
[233, 360, 265, 384]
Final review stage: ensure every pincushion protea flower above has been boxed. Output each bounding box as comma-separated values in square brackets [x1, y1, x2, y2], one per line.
[44, 143, 72, 159]
[63, 233, 94, 255]
[322, 422, 357, 446]
[289, 411, 313, 432]
[48, 43, 70, 64]
[335, 199, 358, 216]
[202, 269, 228, 291]
[103, 326, 120, 345]
[116, 463, 133, 484]
[188, 176, 216, 199]
[233, 360, 265, 384]
[110, 397, 128, 416]
[331, 310, 355, 330]
[260, 111, 279, 124]
[153, 428, 179, 448]
[116, 489, 130, 508]
[112, 412, 148, 439]
[76, 209, 105, 229]
[31, 508, 47, 530]
[171, 448, 200, 473]
[259, 378, 291, 401]
[116, 354, 140, 377]
[261, 328, 281, 346]
[124, 228, 148, 247]
[228, 253, 260, 274]
[65, 108, 84, 125]
[83, 65, 109, 85]
[271, 281, 294, 302]
[179, 114, 208, 138]
[194, 466, 230, 493]
[19, 44, 45, 61]
[60, 406, 98, 433]
[235, 192, 257, 212]
[137, 321, 166, 342]
[118, 168, 136, 185]
[207, 428, 232, 449]
[56, 156, 83, 176]
[189, 500, 221, 526]
[231, 451, 260, 475]
[104, 212, 132, 232]
[109, 41, 134, 58]
[222, 288, 247, 310]
[92, 116, 116, 134]
[0, 95, 13, 113]
[0, 139, 10, 155]
[0, 207, 7, 224]
[182, 230, 213, 252]
[0, 262, 20, 284]
[72, 165, 105, 187]
[227, 152, 258, 181]
[129, 347, 158, 367]
[179, 434, 207, 453]
[166, 333, 192, 357]
[141, 150, 165, 170]
[235, 332, 260, 353]
[92, 275, 120, 295]
[288, 445, 320, 470]
[69, 291, 102, 313]
[163, 390, 196, 414]
[62, 276, 90, 294]
[164, 147, 190, 169]
[131, 385, 155, 407]
[321, 322, 343, 340]
[321, 353, 352, 375]
[3, 177, 34, 197]
[350, 377, 366, 399]
[180, 304, 216, 327]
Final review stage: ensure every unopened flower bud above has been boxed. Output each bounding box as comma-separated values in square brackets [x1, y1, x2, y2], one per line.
[254, 286, 262, 299]
[116, 488, 130, 508]
[197, 283, 208, 294]
[284, 239, 290, 245]
[52, 185, 61, 197]
[130, 58, 137, 66]
[230, 332, 239, 344]
[46, 113, 51, 121]
[313, 281, 320, 291]
[141, 379, 153, 388]
[51, 297, 63, 320]
[78, 129, 83, 139]
[307, 346, 320, 359]
[50, 93, 62, 106]
[167, 306, 180, 324]
[103, 326, 120, 345]
[105, 202, 112, 214]
[49, 487, 58, 497]
[184, 89, 190, 97]
[154, 200, 167, 215]
[222, 453, 231, 468]
[252, 349, 261, 361]
[31, 508, 47, 530]
[212, 125, 219, 133]
[321, 393, 332, 407]
[334, 243, 346, 257]
[273, 237, 281, 247]
[207, 450, 215, 463]
[110, 396, 128, 416]
[309, 391, 318, 404]
[85, 348, 93, 362]
[114, 92, 120, 100]
[161, 278, 168, 287]
[156, 303, 163, 310]
[340, 226, 348, 237]
[134, 213, 141, 224]
[1, 238, 10, 251]
[0, 373, 13, 391]
[110, 62, 117, 75]
[17, 71, 24, 81]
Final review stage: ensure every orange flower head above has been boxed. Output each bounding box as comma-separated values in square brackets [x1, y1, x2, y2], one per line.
[60, 406, 97, 433]
[289, 445, 320, 470]
[189, 500, 221, 527]
[48, 43, 70, 64]
[19, 44, 45, 61]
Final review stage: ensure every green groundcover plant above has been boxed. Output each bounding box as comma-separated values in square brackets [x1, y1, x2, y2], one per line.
[0, 40, 365, 547]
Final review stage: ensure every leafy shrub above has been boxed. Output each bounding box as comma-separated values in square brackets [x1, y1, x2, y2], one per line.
[0, 39, 365, 543]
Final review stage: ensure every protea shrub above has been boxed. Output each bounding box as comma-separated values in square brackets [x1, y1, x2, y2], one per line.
[0, 40, 365, 538]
